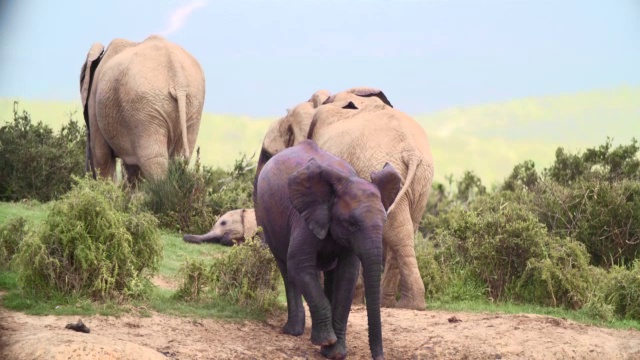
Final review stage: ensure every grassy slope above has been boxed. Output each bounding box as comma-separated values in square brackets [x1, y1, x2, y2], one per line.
[2, 86, 639, 185]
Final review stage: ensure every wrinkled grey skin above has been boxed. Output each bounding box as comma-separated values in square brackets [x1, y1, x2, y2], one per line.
[79, 35, 205, 184]
[255, 139, 401, 360]
[183, 209, 257, 246]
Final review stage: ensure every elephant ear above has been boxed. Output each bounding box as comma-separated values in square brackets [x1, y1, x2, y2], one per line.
[309, 90, 331, 108]
[288, 158, 347, 239]
[370, 163, 402, 212]
[80, 43, 105, 110]
[345, 87, 393, 108]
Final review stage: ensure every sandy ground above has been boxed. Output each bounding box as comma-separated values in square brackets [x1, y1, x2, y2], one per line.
[2, 290, 640, 360]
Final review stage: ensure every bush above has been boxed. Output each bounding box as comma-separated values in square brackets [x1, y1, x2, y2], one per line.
[12, 176, 162, 301]
[545, 137, 639, 185]
[531, 175, 640, 268]
[209, 232, 280, 312]
[0, 216, 30, 269]
[603, 260, 640, 320]
[174, 230, 281, 313]
[517, 236, 593, 309]
[415, 232, 487, 302]
[0, 102, 86, 202]
[141, 151, 217, 234]
[141, 151, 256, 234]
[207, 153, 256, 215]
[422, 191, 596, 308]
[174, 257, 213, 302]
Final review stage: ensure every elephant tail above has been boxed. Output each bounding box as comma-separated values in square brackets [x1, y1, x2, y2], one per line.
[176, 89, 190, 159]
[387, 157, 419, 214]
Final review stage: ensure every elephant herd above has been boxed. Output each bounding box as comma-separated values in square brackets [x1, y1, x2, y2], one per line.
[80, 35, 434, 360]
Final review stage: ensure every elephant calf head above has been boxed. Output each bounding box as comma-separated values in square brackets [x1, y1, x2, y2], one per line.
[183, 209, 257, 246]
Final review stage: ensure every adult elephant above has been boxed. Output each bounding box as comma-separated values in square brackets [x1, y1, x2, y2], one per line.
[254, 87, 434, 310]
[79, 35, 206, 183]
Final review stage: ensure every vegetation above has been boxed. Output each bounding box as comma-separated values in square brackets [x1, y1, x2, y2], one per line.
[0, 102, 639, 330]
[140, 149, 256, 234]
[417, 137, 640, 321]
[0, 102, 86, 202]
[0, 216, 30, 269]
[12, 176, 162, 301]
[173, 232, 281, 315]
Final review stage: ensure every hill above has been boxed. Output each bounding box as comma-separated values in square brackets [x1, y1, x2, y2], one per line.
[2, 86, 638, 186]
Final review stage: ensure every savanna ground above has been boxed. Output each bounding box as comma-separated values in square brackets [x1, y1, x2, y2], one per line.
[1, 202, 639, 360]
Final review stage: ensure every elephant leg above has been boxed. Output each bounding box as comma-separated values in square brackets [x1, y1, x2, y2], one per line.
[383, 202, 426, 310]
[276, 260, 305, 336]
[91, 131, 116, 181]
[136, 142, 169, 181]
[381, 248, 401, 308]
[287, 230, 336, 346]
[321, 253, 359, 360]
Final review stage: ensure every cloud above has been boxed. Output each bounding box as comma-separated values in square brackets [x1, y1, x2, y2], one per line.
[159, 0, 207, 36]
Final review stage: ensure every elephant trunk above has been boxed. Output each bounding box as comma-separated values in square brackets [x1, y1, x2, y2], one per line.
[358, 237, 385, 359]
[182, 229, 220, 244]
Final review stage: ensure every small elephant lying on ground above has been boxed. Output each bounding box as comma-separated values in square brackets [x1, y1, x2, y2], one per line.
[182, 209, 257, 246]
[255, 139, 400, 360]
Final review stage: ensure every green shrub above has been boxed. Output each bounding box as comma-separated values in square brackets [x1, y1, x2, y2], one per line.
[603, 260, 640, 320]
[140, 151, 256, 234]
[141, 152, 217, 234]
[209, 232, 280, 313]
[517, 236, 593, 309]
[415, 232, 487, 302]
[0, 103, 86, 202]
[12, 176, 162, 301]
[173, 231, 280, 313]
[545, 137, 639, 185]
[531, 175, 640, 267]
[207, 153, 256, 215]
[423, 192, 594, 307]
[0, 216, 30, 269]
[174, 257, 213, 302]
[502, 160, 539, 192]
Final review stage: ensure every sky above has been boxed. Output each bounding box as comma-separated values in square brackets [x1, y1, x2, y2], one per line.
[0, 0, 639, 117]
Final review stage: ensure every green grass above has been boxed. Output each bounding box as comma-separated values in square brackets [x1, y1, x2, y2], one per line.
[0, 200, 51, 225]
[157, 230, 232, 279]
[427, 299, 640, 331]
[3, 86, 639, 185]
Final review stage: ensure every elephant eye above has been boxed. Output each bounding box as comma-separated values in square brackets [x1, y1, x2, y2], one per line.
[346, 219, 359, 230]
[220, 221, 227, 226]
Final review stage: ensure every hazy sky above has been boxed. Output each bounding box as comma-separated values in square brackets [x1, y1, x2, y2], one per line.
[1, 0, 639, 117]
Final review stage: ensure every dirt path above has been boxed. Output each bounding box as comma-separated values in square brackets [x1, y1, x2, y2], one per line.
[2, 300, 640, 360]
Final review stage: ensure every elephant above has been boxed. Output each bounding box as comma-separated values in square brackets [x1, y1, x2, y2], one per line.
[182, 209, 257, 246]
[254, 87, 434, 311]
[255, 139, 401, 360]
[79, 35, 206, 184]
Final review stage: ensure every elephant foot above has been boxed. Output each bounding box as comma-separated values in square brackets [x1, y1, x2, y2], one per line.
[380, 296, 397, 308]
[321, 339, 347, 359]
[395, 296, 426, 311]
[282, 319, 305, 336]
[311, 325, 337, 346]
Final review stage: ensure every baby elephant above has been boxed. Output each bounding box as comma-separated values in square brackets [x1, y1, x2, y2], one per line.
[255, 140, 401, 360]
[183, 209, 257, 246]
